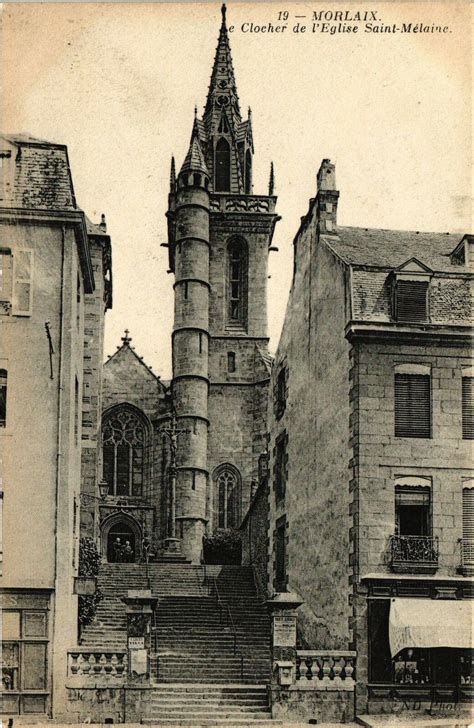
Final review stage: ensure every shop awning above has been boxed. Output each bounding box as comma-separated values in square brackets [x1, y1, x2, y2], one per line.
[389, 598, 473, 657]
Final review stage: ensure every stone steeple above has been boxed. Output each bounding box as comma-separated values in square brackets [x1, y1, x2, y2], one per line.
[173, 3, 254, 194]
[167, 4, 279, 563]
[203, 3, 241, 137]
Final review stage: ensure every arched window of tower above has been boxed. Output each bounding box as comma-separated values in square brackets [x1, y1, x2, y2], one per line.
[227, 237, 248, 327]
[101, 405, 150, 498]
[215, 138, 231, 192]
[245, 149, 252, 195]
[214, 464, 242, 529]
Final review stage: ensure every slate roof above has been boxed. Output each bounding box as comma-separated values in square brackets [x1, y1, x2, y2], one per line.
[325, 226, 466, 274]
[0, 132, 76, 210]
[85, 215, 108, 238]
[256, 346, 273, 375]
[2, 133, 65, 147]
[180, 135, 209, 176]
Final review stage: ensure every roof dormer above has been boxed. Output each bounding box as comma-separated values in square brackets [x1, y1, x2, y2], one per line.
[449, 235, 474, 269]
[392, 258, 433, 323]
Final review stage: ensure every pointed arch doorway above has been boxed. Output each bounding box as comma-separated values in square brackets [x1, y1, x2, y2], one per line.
[101, 513, 142, 563]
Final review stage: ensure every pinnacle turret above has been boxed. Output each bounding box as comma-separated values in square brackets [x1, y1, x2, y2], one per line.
[179, 131, 208, 177]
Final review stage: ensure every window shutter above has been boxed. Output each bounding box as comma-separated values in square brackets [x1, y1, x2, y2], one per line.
[394, 373, 431, 438]
[12, 249, 34, 316]
[0, 251, 13, 302]
[462, 377, 474, 439]
[396, 280, 428, 322]
[462, 487, 474, 540]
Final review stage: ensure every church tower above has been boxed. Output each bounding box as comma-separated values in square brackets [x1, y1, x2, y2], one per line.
[167, 4, 279, 562]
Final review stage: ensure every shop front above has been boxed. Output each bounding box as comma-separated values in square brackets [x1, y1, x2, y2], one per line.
[367, 595, 473, 707]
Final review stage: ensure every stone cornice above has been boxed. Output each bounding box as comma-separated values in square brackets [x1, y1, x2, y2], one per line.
[345, 321, 473, 346]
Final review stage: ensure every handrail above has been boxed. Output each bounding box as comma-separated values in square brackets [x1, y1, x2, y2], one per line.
[211, 576, 238, 656]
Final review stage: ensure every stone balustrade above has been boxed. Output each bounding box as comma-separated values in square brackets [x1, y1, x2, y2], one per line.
[210, 195, 276, 214]
[296, 651, 356, 690]
[68, 649, 127, 679]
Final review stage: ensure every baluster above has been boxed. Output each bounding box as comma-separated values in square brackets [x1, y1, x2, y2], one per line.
[82, 654, 92, 676]
[321, 655, 332, 682]
[344, 655, 355, 682]
[92, 653, 102, 675]
[110, 653, 118, 676]
[333, 656, 343, 682]
[304, 656, 313, 681]
[69, 652, 79, 675]
[295, 655, 301, 681]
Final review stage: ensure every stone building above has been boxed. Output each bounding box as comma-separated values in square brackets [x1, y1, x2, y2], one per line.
[97, 331, 169, 562]
[262, 158, 474, 717]
[165, 4, 278, 561]
[0, 134, 112, 718]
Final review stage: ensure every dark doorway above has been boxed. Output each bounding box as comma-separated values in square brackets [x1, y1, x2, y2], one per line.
[107, 522, 136, 563]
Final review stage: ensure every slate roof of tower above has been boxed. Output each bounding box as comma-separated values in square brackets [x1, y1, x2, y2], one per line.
[180, 134, 209, 176]
[256, 346, 274, 375]
[85, 215, 109, 238]
[325, 227, 467, 274]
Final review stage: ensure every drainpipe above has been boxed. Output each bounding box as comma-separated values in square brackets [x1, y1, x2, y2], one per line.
[51, 224, 66, 716]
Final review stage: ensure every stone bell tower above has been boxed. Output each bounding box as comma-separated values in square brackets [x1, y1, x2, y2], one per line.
[167, 4, 279, 562]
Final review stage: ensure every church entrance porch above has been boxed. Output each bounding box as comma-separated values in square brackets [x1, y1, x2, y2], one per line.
[100, 511, 145, 564]
[106, 522, 136, 563]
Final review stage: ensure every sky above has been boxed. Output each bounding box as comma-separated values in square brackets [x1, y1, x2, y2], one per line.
[2, 2, 472, 379]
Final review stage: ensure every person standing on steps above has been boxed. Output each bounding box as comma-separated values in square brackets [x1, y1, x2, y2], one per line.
[123, 540, 133, 562]
[112, 537, 123, 562]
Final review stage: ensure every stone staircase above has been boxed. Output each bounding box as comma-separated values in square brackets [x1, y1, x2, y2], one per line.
[80, 563, 274, 724]
[144, 684, 274, 725]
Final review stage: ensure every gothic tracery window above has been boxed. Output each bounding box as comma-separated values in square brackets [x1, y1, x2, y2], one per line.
[216, 466, 241, 529]
[228, 238, 248, 326]
[102, 408, 147, 497]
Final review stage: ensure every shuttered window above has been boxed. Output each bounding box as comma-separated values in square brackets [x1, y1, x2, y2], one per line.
[12, 249, 34, 316]
[395, 280, 428, 322]
[462, 377, 474, 439]
[394, 373, 431, 438]
[462, 487, 474, 542]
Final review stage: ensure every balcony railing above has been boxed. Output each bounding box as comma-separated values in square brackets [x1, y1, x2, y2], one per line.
[209, 195, 277, 214]
[390, 535, 439, 574]
[458, 538, 474, 576]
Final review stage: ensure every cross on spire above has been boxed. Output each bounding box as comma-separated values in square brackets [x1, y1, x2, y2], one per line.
[121, 329, 132, 345]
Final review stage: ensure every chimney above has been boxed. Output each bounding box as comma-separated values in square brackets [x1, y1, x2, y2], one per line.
[316, 159, 339, 234]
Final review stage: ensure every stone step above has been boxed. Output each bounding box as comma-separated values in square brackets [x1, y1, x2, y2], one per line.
[148, 710, 272, 719]
[150, 696, 268, 705]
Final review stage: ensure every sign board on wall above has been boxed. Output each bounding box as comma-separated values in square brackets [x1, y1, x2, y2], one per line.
[128, 636, 145, 649]
[129, 648, 148, 676]
[273, 614, 296, 647]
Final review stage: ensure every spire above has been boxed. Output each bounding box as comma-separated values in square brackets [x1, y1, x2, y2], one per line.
[203, 2, 241, 135]
[268, 162, 275, 196]
[170, 156, 176, 191]
[179, 130, 208, 177]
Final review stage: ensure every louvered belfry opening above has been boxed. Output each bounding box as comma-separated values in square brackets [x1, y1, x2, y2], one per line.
[394, 373, 431, 438]
[462, 376, 474, 439]
[395, 280, 429, 322]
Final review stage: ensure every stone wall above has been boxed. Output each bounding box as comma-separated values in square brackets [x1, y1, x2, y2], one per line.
[240, 480, 270, 599]
[64, 685, 154, 723]
[80, 237, 108, 539]
[267, 202, 352, 651]
[270, 685, 355, 724]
